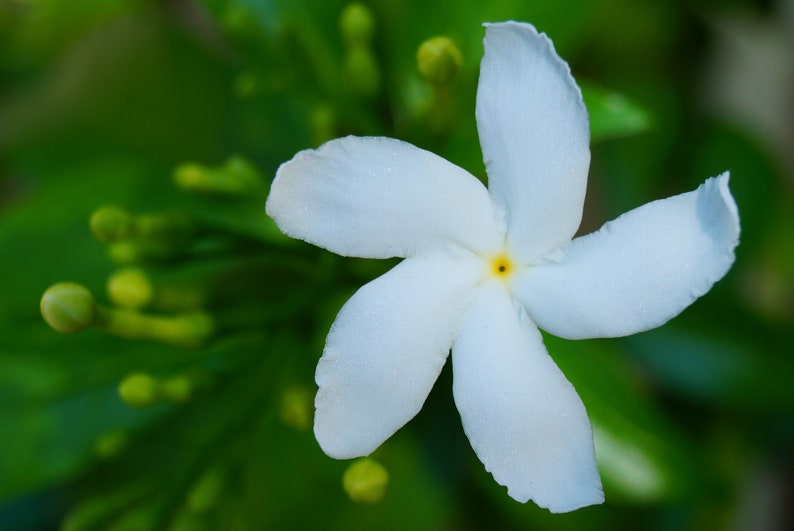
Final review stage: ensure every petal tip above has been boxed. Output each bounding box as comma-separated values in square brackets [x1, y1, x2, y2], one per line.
[313, 403, 370, 460]
[504, 480, 605, 513]
[713, 171, 740, 231]
[701, 171, 741, 248]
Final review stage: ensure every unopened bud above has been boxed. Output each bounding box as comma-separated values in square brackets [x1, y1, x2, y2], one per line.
[41, 282, 96, 334]
[107, 239, 178, 265]
[107, 268, 154, 309]
[90, 206, 133, 243]
[343, 458, 389, 504]
[279, 387, 314, 430]
[417, 36, 462, 84]
[160, 374, 193, 403]
[339, 3, 375, 45]
[95, 307, 214, 348]
[310, 104, 336, 147]
[345, 46, 380, 96]
[173, 156, 263, 196]
[119, 372, 160, 408]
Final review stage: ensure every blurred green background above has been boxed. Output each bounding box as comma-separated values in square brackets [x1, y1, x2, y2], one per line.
[1, 0, 792, 529]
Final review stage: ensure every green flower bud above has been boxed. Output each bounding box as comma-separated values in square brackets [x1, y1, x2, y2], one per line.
[417, 36, 462, 84]
[310, 104, 336, 147]
[107, 239, 178, 265]
[345, 46, 380, 96]
[160, 374, 193, 403]
[107, 268, 154, 309]
[173, 156, 263, 197]
[279, 386, 314, 430]
[339, 3, 375, 45]
[95, 307, 214, 348]
[90, 206, 133, 243]
[119, 372, 160, 408]
[343, 458, 389, 504]
[135, 212, 192, 240]
[40, 282, 96, 334]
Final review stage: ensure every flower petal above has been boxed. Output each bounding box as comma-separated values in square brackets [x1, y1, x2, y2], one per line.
[452, 281, 603, 512]
[266, 136, 502, 259]
[476, 22, 590, 262]
[514, 174, 740, 339]
[315, 250, 480, 459]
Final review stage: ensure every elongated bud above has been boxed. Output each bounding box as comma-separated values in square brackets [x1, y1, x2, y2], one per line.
[95, 308, 214, 348]
[343, 458, 389, 504]
[118, 371, 201, 408]
[339, 3, 380, 96]
[339, 3, 375, 45]
[279, 386, 314, 430]
[109, 269, 206, 314]
[90, 206, 133, 243]
[417, 36, 462, 84]
[310, 104, 336, 147]
[135, 212, 192, 240]
[345, 46, 380, 96]
[159, 374, 193, 403]
[107, 268, 154, 309]
[41, 282, 96, 334]
[119, 372, 160, 408]
[106, 238, 185, 266]
[174, 156, 263, 197]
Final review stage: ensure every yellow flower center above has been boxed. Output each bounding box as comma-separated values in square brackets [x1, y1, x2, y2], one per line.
[489, 254, 514, 279]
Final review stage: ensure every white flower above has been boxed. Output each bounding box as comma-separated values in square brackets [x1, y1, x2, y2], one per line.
[265, 21, 740, 512]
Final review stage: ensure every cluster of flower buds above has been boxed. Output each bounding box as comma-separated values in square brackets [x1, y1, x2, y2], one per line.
[39, 156, 274, 408]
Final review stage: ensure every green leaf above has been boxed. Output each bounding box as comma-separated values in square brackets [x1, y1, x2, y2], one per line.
[546, 335, 705, 504]
[581, 82, 652, 142]
[626, 325, 794, 411]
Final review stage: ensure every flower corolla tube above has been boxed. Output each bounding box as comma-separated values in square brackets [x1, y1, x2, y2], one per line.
[266, 21, 740, 512]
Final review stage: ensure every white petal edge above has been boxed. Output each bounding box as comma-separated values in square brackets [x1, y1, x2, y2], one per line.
[452, 281, 603, 512]
[514, 173, 740, 340]
[315, 250, 481, 459]
[266, 136, 502, 259]
[476, 21, 591, 262]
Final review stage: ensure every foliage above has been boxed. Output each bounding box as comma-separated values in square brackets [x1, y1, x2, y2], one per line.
[1, 0, 792, 529]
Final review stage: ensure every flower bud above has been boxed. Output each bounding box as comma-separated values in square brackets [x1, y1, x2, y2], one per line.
[279, 386, 314, 430]
[160, 374, 193, 403]
[342, 458, 389, 504]
[95, 306, 214, 348]
[41, 282, 96, 334]
[345, 46, 380, 96]
[107, 268, 154, 309]
[310, 104, 336, 147]
[118, 372, 160, 408]
[107, 239, 177, 265]
[339, 3, 375, 45]
[90, 206, 133, 243]
[173, 156, 263, 197]
[417, 36, 462, 84]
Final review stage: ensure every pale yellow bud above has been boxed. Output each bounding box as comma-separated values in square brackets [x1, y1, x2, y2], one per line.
[40, 282, 96, 334]
[118, 372, 160, 408]
[417, 36, 462, 84]
[343, 458, 389, 504]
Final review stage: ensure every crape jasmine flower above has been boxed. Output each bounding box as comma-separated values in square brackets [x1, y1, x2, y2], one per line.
[266, 21, 739, 512]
